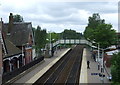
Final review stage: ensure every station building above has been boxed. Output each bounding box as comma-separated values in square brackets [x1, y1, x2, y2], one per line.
[0, 13, 35, 73]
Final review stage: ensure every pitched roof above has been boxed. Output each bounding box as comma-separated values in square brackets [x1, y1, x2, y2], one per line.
[3, 39, 22, 58]
[3, 22, 33, 46]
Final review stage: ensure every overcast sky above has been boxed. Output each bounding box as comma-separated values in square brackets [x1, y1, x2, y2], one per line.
[0, 0, 118, 33]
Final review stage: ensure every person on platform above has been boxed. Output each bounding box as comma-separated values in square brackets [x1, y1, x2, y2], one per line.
[87, 60, 90, 69]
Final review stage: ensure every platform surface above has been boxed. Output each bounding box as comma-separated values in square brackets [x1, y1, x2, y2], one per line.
[79, 48, 111, 84]
[13, 48, 70, 84]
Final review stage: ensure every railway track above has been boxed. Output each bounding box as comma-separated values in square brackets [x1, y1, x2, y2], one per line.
[33, 45, 84, 85]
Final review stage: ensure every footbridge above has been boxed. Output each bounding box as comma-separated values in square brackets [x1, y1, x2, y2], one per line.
[52, 39, 92, 47]
[45, 39, 92, 57]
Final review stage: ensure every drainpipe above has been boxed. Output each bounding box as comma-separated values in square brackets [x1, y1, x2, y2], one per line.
[17, 60, 19, 68]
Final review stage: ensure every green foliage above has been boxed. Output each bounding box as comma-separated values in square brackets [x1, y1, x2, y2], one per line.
[34, 26, 47, 55]
[13, 14, 24, 22]
[84, 13, 105, 41]
[32, 27, 36, 37]
[47, 32, 60, 43]
[61, 29, 82, 39]
[84, 13, 116, 48]
[84, 27, 95, 40]
[111, 52, 120, 84]
[46, 29, 82, 42]
[95, 24, 116, 48]
[88, 13, 105, 29]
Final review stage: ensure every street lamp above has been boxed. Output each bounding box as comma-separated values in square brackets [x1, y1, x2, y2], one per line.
[98, 48, 106, 83]
[97, 43, 100, 70]
[98, 47, 106, 83]
[46, 38, 55, 56]
[92, 41, 100, 63]
[92, 41, 105, 83]
[91, 40, 111, 83]
[47, 31, 55, 56]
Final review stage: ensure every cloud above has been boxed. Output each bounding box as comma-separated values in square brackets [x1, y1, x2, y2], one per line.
[40, 23, 86, 33]
[0, 1, 118, 32]
[101, 13, 118, 31]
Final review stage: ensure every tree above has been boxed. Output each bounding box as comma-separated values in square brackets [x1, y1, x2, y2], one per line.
[47, 32, 60, 43]
[13, 14, 24, 22]
[94, 24, 116, 48]
[84, 13, 116, 48]
[34, 26, 47, 56]
[61, 29, 82, 39]
[35, 26, 41, 54]
[87, 13, 105, 29]
[84, 13, 105, 41]
[32, 27, 36, 37]
[111, 52, 120, 85]
[40, 29, 47, 48]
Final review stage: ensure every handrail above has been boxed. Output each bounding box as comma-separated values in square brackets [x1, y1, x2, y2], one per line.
[52, 39, 92, 47]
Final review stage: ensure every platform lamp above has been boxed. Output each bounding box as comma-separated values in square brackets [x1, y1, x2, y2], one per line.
[92, 41, 100, 63]
[47, 31, 55, 56]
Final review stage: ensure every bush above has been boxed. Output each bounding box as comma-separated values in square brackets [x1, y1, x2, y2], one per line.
[111, 52, 120, 84]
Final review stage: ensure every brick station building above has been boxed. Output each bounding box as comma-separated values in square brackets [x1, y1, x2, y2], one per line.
[1, 13, 35, 73]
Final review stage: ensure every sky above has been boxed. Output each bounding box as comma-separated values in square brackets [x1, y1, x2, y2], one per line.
[0, 0, 118, 33]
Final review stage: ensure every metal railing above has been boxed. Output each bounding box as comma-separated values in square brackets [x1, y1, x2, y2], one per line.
[52, 39, 92, 47]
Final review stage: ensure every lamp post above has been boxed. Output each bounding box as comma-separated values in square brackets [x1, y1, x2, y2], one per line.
[98, 47, 105, 83]
[47, 31, 55, 56]
[92, 41, 106, 83]
[97, 43, 100, 70]
[92, 41, 100, 63]
[100, 49, 104, 83]
[49, 31, 52, 56]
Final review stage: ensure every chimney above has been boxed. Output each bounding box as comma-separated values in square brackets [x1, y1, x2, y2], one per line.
[8, 13, 13, 35]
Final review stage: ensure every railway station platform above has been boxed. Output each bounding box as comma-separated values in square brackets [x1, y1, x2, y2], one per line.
[11, 48, 71, 84]
[7, 46, 111, 84]
[80, 48, 111, 84]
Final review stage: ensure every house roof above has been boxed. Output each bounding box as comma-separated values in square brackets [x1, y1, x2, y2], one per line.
[4, 39, 22, 58]
[3, 22, 33, 46]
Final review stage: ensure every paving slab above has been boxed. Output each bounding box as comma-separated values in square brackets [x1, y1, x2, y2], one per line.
[79, 48, 111, 84]
[12, 48, 70, 84]
[86, 48, 111, 84]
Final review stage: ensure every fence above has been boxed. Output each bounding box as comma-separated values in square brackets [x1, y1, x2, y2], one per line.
[2, 56, 44, 84]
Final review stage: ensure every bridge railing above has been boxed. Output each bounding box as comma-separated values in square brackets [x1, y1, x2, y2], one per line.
[52, 39, 92, 47]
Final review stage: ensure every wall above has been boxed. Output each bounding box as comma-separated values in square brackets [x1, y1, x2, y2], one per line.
[0, 21, 3, 85]
[25, 48, 32, 64]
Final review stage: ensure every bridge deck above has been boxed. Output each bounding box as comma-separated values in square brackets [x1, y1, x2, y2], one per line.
[52, 39, 92, 47]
